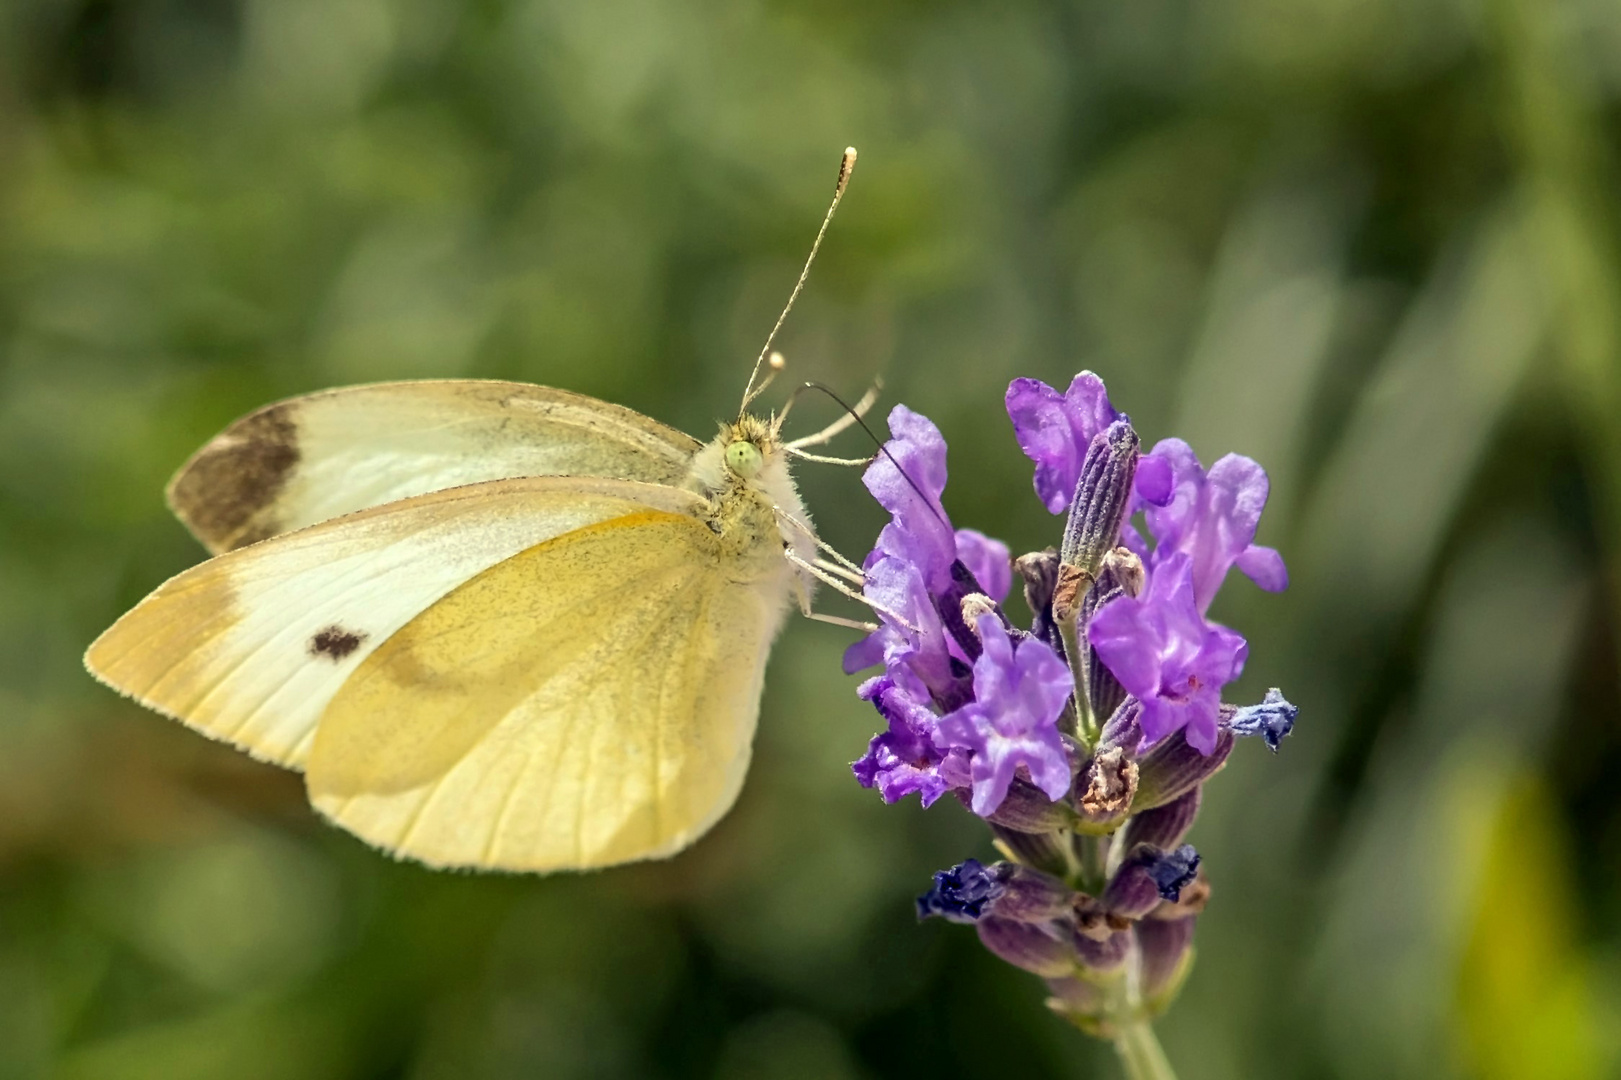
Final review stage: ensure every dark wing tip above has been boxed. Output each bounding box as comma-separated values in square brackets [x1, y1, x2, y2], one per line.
[167, 403, 301, 553]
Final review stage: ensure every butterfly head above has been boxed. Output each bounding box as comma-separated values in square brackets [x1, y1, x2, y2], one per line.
[719, 414, 780, 482]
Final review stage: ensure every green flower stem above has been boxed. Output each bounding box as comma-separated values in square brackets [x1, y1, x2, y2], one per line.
[1059, 614, 1097, 750]
[1112, 1016, 1178, 1080]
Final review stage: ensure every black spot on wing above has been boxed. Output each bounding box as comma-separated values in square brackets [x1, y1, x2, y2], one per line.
[310, 625, 368, 661]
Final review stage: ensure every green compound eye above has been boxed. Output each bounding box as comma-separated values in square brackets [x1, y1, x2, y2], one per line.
[725, 440, 763, 478]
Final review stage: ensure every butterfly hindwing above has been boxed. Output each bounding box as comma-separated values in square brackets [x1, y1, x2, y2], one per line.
[85, 477, 708, 770]
[307, 509, 788, 873]
[167, 380, 704, 553]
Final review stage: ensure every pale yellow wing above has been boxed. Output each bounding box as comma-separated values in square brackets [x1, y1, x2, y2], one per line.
[167, 380, 703, 553]
[85, 476, 706, 769]
[307, 510, 791, 873]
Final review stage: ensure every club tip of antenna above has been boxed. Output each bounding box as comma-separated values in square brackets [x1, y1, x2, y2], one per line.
[837, 147, 858, 192]
[769, 350, 786, 371]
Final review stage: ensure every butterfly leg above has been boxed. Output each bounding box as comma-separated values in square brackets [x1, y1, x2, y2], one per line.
[792, 576, 878, 632]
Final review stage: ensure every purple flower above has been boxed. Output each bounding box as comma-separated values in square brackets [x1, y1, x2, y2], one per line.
[917, 858, 1010, 923]
[936, 615, 1074, 816]
[1006, 373, 1173, 515]
[1141, 439, 1288, 613]
[955, 528, 1011, 603]
[844, 406, 1009, 711]
[851, 676, 967, 806]
[1087, 554, 1248, 755]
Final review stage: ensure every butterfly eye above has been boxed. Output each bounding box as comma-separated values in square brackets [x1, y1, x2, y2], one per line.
[725, 440, 764, 478]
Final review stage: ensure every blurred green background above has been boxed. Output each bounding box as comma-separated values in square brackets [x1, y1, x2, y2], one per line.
[3, 0, 1620, 1077]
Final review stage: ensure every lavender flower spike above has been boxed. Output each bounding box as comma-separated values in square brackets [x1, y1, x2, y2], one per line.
[1087, 554, 1248, 755]
[936, 615, 1074, 816]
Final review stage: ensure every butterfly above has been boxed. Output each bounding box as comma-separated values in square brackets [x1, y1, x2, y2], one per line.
[84, 149, 880, 874]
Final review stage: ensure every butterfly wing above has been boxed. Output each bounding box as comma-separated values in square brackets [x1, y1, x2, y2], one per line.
[84, 476, 707, 769]
[167, 380, 703, 553]
[306, 508, 791, 873]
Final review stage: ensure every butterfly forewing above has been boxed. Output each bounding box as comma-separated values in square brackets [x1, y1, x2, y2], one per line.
[308, 509, 785, 872]
[85, 476, 708, 769]
[168, 380, 704, 553]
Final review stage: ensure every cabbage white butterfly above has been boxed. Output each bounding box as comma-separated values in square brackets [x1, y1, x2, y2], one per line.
[85, 150, 877, 873]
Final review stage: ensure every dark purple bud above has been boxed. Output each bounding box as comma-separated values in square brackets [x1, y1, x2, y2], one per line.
[1227, 688, 1298, 751]
[916, 859, 1011, 923]
[1124, 786, 1202, 850]
[1061, 420, 1140, 577]
[973, 777, 1079, 834]
[1075, 746, 1139, 833]
[1133, 725, 1234, 811]
[990, 824, 1071, 878]
[1136, 916, 1197, 1004]
[976, 918, 1077, 977]
[1103, 844, 1201, 917]
[1072, 926, 1131, 973]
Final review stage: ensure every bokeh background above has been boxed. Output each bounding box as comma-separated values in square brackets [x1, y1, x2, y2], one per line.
[3, 0, 1620, 1077]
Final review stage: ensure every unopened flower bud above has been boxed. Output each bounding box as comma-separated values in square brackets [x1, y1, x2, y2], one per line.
[1132, 726, 1234, 811]
[977, 917, 1077, 977]
[1060, 419, 1140, 577]
[1136, 916, 1197, 1007]
[1124, 786, 1202, 850]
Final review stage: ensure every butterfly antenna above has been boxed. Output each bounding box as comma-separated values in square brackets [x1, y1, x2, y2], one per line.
[793, 381, 950, 531]
[739, 147, 858, 417]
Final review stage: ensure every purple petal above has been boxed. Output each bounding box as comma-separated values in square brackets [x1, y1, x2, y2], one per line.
[1236, 544, 1288, 592]
[1134, 450, 1174, 507]
[955, 528, 1012, 603]
[1086, 595, 1164, 700]
[1006, 373, 1123, 516]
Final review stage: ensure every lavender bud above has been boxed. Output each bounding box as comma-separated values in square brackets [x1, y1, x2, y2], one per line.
[976, 918, 1077, 977]
[1060, 419, 1140, 578]
[1132, 726, 1234, 811]
[1074, 746, 1139, 834]
[1124, 786, 1202, 850]
[916, 859, 1010, 923]
[1136, 916, 1197, 1005]
[1228, 688, 1298, 751]
[1103, 844, 1201, 917]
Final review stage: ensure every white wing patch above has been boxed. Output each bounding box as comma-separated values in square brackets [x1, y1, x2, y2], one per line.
[85, 477, 706, 769]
